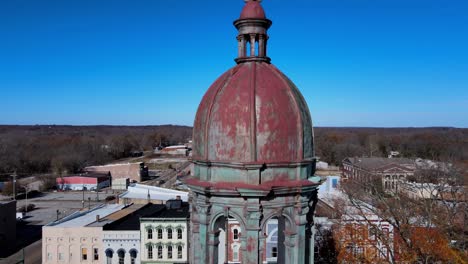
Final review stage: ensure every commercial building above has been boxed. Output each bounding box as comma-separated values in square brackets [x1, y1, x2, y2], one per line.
[160, 145, 189, 156]
[85, 162, 148, 183]
[42, 204, 125, 264]
[140, 199, 190, 264]
[101, 204, 166, 264]
[56, 173, 110, 191]
[119, 184, 188, 205]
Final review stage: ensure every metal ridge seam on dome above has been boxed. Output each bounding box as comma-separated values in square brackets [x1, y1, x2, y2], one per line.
[204, 65, 241, 161]
[269, 64, 305, 171]
[249, 62, 257, 162]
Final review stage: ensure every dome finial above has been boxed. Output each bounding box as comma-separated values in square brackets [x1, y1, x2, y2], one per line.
[234, 0, 271, 64]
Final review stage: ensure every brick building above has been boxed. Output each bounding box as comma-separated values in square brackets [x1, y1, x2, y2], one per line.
[85, 162, 148, 183]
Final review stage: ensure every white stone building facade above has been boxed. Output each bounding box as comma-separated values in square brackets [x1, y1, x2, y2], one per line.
[102, 230, 140, 264]
[140, 219, 188, 264]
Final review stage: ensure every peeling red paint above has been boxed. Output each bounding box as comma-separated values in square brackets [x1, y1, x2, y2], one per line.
[192, 61, 313, 168]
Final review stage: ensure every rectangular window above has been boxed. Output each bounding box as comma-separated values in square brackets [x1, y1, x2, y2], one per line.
[168, 229, 172, 239]
[332, 178, 338, 188]
[94, 248, 99, 260]
[47, 252, 53, 261]
[177, 229, 183, 239]
[148, 246, 153, 259]
[157, 229, 163, 239]
[58, 253, 64, 261]
[233, 246, 239, 261]
[272, 247, 278, 258]
[168, 246, 173, 259]
[177, 246, 183, 259]
[233, 229, 239, 240]
[157, 246, 163, 259]
[82, 248, 88, 261]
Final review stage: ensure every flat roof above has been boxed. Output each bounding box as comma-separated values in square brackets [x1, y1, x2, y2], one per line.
[143, 202, 190, 219]
[46, 204, 125, 228]
[119, 184, 189, 202]
[103, 204, 166, 231]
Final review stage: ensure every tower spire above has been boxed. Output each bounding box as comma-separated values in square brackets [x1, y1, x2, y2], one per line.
[234, 0, 272, 64]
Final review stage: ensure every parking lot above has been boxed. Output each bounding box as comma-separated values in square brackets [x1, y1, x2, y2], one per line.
[14, 189, 121, 225]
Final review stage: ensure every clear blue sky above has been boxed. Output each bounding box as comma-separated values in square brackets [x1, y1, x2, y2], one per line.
[1, 0, 467, 127]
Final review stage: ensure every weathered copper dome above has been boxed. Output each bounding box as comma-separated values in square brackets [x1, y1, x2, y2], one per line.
[189, 0, 316, 187]
[192, 61, 314, 164]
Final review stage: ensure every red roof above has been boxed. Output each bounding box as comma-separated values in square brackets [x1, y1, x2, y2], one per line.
[240, 1, 266, 19]
[192, 61, 314, 165]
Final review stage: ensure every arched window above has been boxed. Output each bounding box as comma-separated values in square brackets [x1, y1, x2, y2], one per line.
[177, 245, 183, 259]
[233, 245, 239, 261]
[129, 249, 137, 264]
[157, 246, 163, 259]
[177, 229, 183, 239]
[147, 246, 153, 259]
[57, 245, 65, 261]
[117, 249, 125, 264]
[147, 229, 153, 239]
[157, 229, 163, 239]
[168, 246, 173, 259]
[167, 228, 173, 239]
[105, 249, 113, 264]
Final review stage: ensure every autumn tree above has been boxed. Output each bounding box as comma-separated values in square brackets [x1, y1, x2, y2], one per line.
[336, 164, 467, 263]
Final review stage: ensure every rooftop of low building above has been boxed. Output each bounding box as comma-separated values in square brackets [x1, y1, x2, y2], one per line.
[142, 200, 190, 220]
[344, 157, 415, 170]
[46, 203, 125, 228]
[101, 203, 166, 230]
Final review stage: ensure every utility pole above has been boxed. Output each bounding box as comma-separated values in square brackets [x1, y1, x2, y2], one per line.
[82, 184, 85, 209]
[25, 185, 28, 216]
[11, 171, 17, 200]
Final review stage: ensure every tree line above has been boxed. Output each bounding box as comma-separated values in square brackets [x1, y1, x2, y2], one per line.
[0, 125, 466, 176]
[314, 127, 468, 166]
[0, 125, 192, 176]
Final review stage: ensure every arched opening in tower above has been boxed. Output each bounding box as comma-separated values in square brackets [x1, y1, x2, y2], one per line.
[263, 216, 287, 264]
[212, 215, 242, 264]
[211, 215, 286, 264]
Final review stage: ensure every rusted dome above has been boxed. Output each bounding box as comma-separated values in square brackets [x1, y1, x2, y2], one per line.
[239, 0, 266, 19]
[192, 61, 314, 165]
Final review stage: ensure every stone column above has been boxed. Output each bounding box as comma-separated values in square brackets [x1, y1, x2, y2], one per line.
[208, 230, 220, 264]
[193, 202, 211, 264]
[250, 34, 256, 57]
[259, 232, 267, 263]
[242, 35, 247, 57]
[258, 35, 265, 57]
[237, 35, 243, 58]
[242, 201, 262, 264]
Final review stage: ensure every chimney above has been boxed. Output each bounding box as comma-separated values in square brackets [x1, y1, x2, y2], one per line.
[176, 195, 181, 200]
[96, 215, 100, 222]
